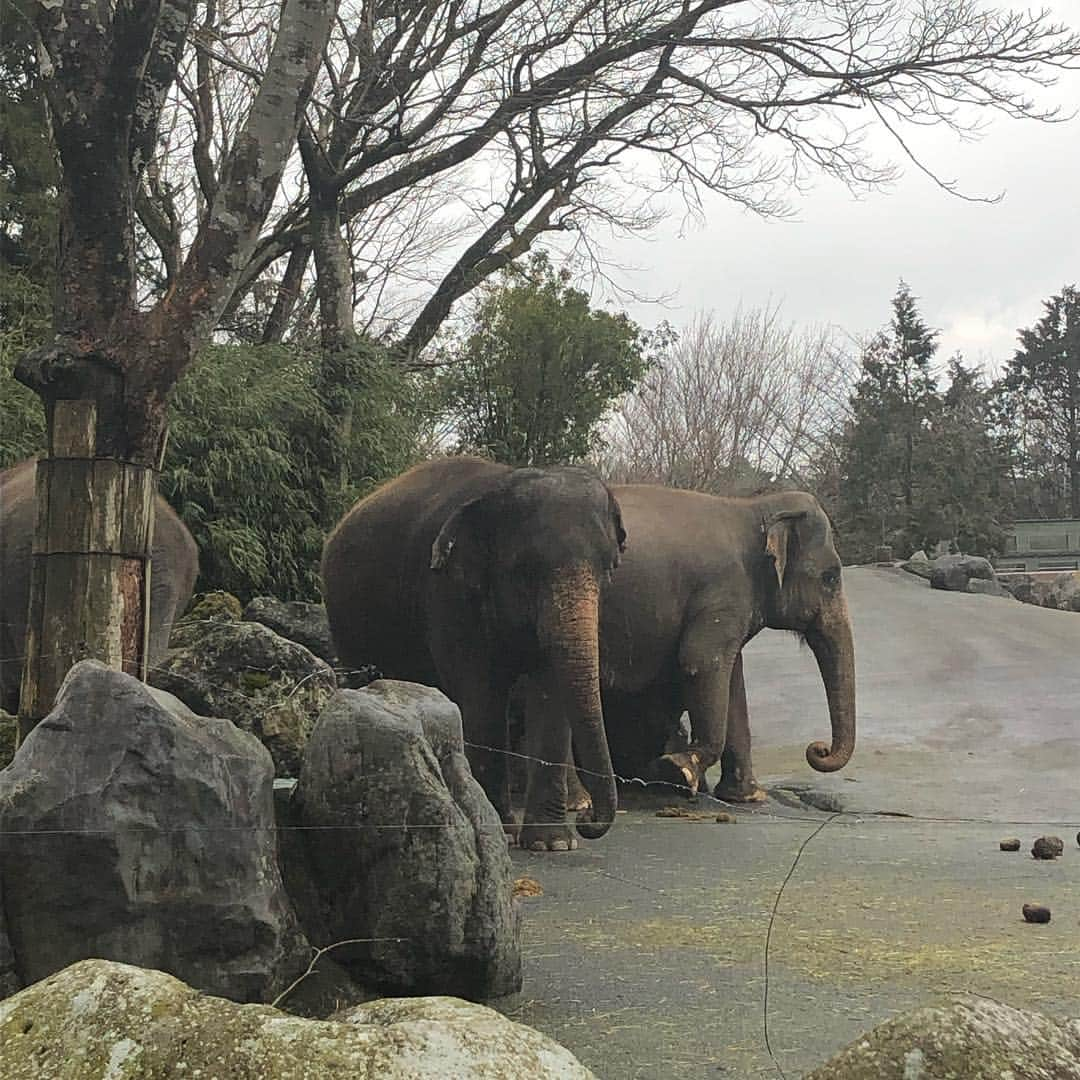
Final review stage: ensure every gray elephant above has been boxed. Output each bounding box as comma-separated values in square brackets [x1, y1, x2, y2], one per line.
[320, 456, 625, 852]
[0, 458, 200, 714]
[598, 486, 855, 800]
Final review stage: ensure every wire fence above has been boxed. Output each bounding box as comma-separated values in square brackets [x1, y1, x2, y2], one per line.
[2, 638, 1078, 1077]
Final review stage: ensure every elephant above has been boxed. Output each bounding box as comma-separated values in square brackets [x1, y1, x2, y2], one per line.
[597, 486, 856, 801]
[0, 458, 200, 715]
[320, 455, 625, 852]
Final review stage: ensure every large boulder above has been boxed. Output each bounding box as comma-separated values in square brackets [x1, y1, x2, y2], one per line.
[966, 578, 1015, 599]
[151, 611, 336, 777]
[0, 662, 308, 1003]
[243, 596, 339, 666]
[291, 681, 522, 1000]
[0, 959, 596, 1079]
[1001, 571, 1080, 612]
[806, 996, 1080, 1079]
[928, 553, 997, 592]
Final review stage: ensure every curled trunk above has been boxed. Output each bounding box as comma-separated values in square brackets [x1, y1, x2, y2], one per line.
[542, 565, 617, 839]
[804, 596, 856, 773]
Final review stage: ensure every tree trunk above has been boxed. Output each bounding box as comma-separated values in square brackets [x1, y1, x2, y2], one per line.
[14, 382, 162, 740]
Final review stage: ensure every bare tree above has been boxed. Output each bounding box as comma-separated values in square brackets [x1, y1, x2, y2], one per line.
[598, 306, 855, 492]
[146, 1, 1080, 358]
[14, 0, 336, 732]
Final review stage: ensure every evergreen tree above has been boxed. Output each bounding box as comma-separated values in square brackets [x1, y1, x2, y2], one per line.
[996, 286, 1080, 518]
[438, 254, 650, 466]
[837, 282, 940, 558]
[927, 357, 1006, 555]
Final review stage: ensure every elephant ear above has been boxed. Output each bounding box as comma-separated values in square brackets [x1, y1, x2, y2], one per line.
[430, 496, 488, 587]
[764, 510, 807, 589]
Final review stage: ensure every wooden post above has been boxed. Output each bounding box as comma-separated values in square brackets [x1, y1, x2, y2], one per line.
[17, 400, 156, 742]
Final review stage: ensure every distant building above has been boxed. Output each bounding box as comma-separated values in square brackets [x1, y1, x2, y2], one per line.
[995, 520, 1080, 573]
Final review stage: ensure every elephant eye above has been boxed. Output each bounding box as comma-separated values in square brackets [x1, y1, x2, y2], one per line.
[822, 568, 840, 588]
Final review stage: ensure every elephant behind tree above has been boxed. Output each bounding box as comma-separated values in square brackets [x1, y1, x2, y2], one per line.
[0, 458, 199, 715]
[599, 486, 856, 801]
[320, 456, 625, 852]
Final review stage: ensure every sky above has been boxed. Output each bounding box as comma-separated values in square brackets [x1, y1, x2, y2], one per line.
[603, 58, 1080, 380]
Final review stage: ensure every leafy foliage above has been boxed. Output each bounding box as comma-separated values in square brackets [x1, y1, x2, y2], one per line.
[995, 286, 1080, 518]
[833, 284, 1005, 562]
[162, 341, 425, 602]
[437, 255, 650, 466]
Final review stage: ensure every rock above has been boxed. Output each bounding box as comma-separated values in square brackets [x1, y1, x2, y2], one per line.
[1000, 571, 1080, 612]
[1032, 836, 1064, 859]
[0, 878, 18, 1000]
[0, 708, 15, 770]
[929, 554, 996, 592]
[900, 558, 935, 581]
[150, 617, 336, 777]
[806, 997, 1080, 1079]
[175, 589, 243, 626]
[966, 578, 1015, 599]
[999, 838, 1021, 851]
[243, 596, 339, 666]
[0, 959, 596, 1079]
[293, 681, 522, 1000]
[0, 662, 308, 1003]
[1023, 903, 1052, 924]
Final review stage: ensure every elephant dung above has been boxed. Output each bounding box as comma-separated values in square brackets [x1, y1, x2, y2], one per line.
[292, 681, 522, 1000]
[1022, 904, 1052, 924]
[999, 838, 1021, 851]
[1031, 836, 1064, 860]
[0, 661, 309, 1003]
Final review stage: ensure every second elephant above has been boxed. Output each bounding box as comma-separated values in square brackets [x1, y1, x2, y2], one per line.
[598, 485, 856, 800]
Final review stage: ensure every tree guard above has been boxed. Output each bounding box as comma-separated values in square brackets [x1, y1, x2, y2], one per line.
[18, 401, 156, 741]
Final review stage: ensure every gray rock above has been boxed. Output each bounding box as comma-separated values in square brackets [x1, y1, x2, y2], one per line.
[0, 959, 596, 1079]
[966, 578, 1015, 599]
[805, 996, 1080, 1079]
[243, 596, 339, 666]
[293, 680, 522, 1000]
[0, 662, 308, 1003]
[929, 553, 996, 592]
[150, 618, 336, 777]
[900, 559, 934, 581]
[1000, 571, 1080, 612]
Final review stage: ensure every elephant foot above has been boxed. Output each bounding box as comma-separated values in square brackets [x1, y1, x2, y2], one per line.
[645, 748, 717, 796]
[519, 823, 579, 852]
[713, 779, 768, 804]
[566, 773, 592, 813]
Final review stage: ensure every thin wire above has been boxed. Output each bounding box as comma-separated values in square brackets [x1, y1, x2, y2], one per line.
[763, 813, 840, 1080]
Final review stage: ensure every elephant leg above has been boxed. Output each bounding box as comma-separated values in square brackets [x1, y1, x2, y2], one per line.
[519, 675, 578, 852]
[648, 655, 735, 796]
[713, 653, 767, 803]
[455, 678, 514, 832]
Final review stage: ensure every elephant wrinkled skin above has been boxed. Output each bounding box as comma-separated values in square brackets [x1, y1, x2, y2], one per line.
[599, 486, 856, 802]
[321, 456, 625, 852]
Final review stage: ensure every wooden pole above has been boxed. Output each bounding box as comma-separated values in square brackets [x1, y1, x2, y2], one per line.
[17, 400, 156, 742]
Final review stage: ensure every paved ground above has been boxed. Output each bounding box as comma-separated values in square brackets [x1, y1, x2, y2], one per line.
[496, 567, 1080, 1077]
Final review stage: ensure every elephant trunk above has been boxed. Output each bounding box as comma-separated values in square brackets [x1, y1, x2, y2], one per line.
[542, 564, 617, 840]
[804, 595, 856, 773]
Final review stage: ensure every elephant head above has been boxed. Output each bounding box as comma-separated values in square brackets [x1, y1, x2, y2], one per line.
[761, 494, 855, 773]
[430, 465, 625, 838]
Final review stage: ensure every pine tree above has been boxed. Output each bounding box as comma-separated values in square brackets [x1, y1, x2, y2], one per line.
[838, 282, 940, 558]
[997, 286, 1080, 518]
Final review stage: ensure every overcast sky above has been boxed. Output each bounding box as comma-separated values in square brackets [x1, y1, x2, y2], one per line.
[604, 58, 1080, 380]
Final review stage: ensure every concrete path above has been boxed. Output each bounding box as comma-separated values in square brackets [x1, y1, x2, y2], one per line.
[498, 567, 1080, 1077]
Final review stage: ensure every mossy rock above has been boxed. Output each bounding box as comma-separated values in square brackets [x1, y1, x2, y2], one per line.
[0, 710, 15, 770]
[176, 590, 243, 628]
[806, 996, 1080, 1079]
[0, 959, 596, 1079]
